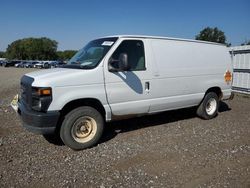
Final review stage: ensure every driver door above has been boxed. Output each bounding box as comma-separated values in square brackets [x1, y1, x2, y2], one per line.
[104, 39, 151, 117]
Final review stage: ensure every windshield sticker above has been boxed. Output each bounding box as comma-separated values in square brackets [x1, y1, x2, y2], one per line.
[102, 41, 114, 46]
[81, 62, 92, 66]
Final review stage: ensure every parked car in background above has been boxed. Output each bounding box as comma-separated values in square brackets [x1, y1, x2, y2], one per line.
[34, 61, 45, 69]
[45, 61, 50, 68]
[14, 62, 21, 68]
[34, 61, 55, 68]
[0, 58, 7, 66]
[2, 60, 66, 68]
[47, 61, 63, 68]
[4, 60, 21, 67]
[25, 61, 38, 68]
[0, 60, 4, 66]
[55, 61, 65, 67]
[15, 61, 28, 68]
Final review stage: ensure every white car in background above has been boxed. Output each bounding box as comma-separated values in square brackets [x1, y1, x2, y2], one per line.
[34, 61, 48, 69]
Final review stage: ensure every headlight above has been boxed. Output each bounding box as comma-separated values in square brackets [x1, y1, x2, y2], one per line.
[32, 87, 52, 112]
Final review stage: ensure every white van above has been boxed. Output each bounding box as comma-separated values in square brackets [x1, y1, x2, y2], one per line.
[17, 35, 233, 150]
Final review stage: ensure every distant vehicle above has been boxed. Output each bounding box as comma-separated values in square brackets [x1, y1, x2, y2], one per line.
[15, 62, 21, 68]
[4, 60, 21, 67]
[55, 61, 65, 67]
[35, 61, 55, 69]
[47, 61, 64, 68]
[25, 61, 38, 68]
[0, 60, 5, 66]
[45, 61, 55, 68]
[15, 61, 29, 68]
[17, 35, 233, 150]
[34, 62, 45, 69]
[43, 61, 51, 69]
[0, 58, 6, 66]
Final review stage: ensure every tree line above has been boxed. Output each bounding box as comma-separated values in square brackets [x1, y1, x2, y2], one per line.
[0, 27, 249, 60]
[0, 37, 77, 60]
[195, 27, 249, 46]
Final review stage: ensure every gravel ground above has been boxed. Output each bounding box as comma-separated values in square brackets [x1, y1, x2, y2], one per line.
[0, 67, 249, 187]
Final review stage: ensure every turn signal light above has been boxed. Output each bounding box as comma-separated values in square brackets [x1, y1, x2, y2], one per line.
[37, 88, 51, 96]
[224, 70, 232, 83]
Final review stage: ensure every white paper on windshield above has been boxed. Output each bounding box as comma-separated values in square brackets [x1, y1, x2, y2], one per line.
[102, 41, 114, 46]
[81, 62, 92, 66]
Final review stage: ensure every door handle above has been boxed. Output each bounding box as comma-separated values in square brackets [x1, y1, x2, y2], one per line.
[145, 81, 150, 92]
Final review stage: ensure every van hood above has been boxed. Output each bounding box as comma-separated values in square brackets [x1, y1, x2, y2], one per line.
[25, 68, 103, 87]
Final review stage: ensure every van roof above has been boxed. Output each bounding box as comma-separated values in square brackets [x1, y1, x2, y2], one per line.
[101, 35, 225, 46]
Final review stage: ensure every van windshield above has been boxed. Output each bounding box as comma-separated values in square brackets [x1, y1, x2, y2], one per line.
[65, 37, 118, 69]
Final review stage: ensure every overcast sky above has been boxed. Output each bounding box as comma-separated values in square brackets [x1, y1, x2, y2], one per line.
[1, 0, 250, 51]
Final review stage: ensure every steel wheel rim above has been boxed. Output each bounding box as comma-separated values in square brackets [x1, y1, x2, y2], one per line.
[206, 98, 217, 115]
[71, 116, 97, 143]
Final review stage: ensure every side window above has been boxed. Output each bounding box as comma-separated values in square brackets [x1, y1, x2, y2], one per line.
[111, 40, 146, 71]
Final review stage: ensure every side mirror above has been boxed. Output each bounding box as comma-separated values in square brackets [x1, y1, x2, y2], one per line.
[108, 59, 119, 72]
[118, 53, 129, 71]
[108, 53, 129, 72]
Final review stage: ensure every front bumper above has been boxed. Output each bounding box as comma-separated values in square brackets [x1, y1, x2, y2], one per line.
[18, 101, 60, 134]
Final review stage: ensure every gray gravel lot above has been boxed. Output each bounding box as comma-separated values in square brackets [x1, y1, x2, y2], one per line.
[0, 67, 249, 187]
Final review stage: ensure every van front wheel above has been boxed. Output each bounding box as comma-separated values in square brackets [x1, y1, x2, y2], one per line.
[60, 106, 104, 150]
[197, 92, 219, 120]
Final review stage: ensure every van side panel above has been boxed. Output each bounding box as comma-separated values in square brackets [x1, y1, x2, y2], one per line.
[149, 39, 231, 112]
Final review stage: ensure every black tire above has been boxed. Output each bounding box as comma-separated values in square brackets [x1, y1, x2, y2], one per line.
[196, 92, 219, 120]
[60, 106, 104, 150]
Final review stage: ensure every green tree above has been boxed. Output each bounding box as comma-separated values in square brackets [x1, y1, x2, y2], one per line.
[57, 50, 77, 60]
[0, 51, 6, 58]
[6, 37, 58, 60]
[195, 27, 230, 46]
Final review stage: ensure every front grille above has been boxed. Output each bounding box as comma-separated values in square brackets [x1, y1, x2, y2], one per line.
[20, 75, 34, 109]
[21, 83, 28, 104]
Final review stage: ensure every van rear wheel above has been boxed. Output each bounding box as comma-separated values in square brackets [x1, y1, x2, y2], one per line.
[60, 106, 104, 150]
[197, 92, 219, 120]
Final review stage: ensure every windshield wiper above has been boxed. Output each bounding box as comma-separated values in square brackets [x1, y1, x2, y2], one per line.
[80, 65, 93, 69]
[60, 64, 93, 69]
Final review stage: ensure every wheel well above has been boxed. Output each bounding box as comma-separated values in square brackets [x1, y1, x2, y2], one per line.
[205, 87, 222, 100]
[60, 98, 106, 118]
